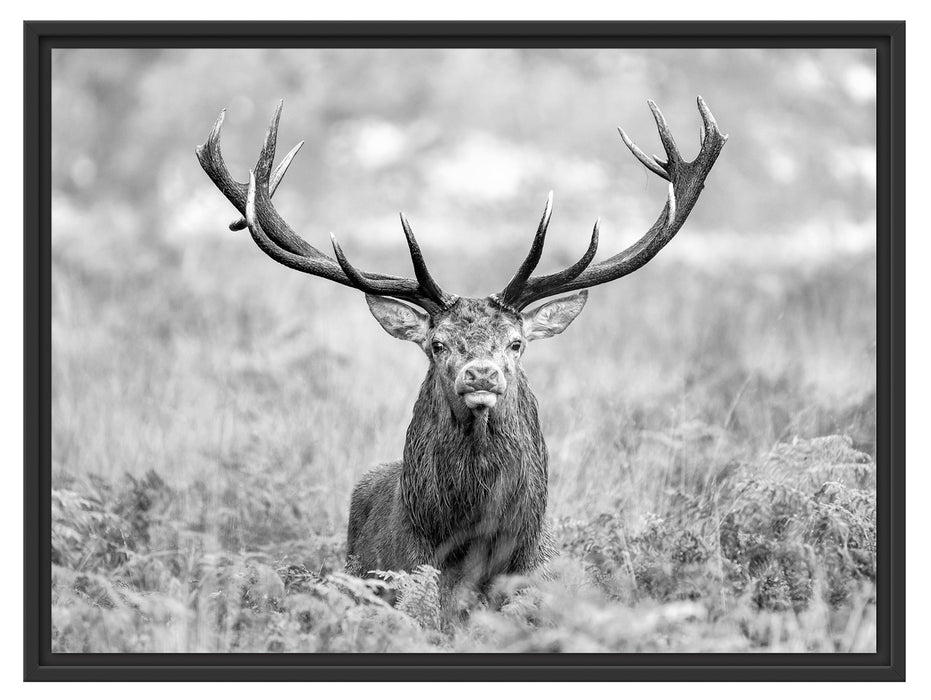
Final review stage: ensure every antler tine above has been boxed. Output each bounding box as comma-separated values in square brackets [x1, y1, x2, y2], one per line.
[503, 97, 726, 310]
[617, 127, 668, 180]
[195, 108, 247, 205]
[329, 233, 386, 295]
[400, 213, 455, 308]
[665, 181, 677, 225]
[697, 95, 728, 141]
[330, 231, 449, 314]
[199, 102, 455, 314]
[254, 99, 283, 186]
[230, 140, 304, 231]
[647, 100, 682, 170]
[499, 191, 553, 305]
[516, 219, 600, 295]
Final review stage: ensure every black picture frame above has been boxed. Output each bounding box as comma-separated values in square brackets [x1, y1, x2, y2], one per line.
[24, 20, 905, 682]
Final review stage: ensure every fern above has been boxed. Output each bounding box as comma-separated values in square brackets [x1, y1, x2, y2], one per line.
[370, 565, 442, 629]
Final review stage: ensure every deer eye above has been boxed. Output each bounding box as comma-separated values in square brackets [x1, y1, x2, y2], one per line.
[510, 341, 523, 353]
[431, 341, 447, 355]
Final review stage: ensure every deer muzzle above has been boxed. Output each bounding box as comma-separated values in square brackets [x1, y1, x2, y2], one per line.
[455, 361, 506, 410]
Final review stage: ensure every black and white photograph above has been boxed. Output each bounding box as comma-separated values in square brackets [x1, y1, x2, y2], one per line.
[38, 31, 892, 667]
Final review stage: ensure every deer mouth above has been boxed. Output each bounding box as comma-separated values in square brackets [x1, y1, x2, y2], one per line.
[461, 390, 499, 410]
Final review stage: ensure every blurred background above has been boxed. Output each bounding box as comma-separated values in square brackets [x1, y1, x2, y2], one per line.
[51, 48, 877, 652]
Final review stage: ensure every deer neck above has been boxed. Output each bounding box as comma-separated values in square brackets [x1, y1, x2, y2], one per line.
[400, 366, 548, 545]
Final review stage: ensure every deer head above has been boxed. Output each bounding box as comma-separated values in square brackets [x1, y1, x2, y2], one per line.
[365, 292, 587, 421]
[196, 99, 727, 423]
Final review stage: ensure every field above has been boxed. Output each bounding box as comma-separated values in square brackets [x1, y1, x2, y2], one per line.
[51, 237, 876, 653]
[50, 47, 876, 653]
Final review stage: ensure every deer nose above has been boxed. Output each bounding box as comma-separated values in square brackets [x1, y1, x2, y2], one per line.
[458, 361, 505, 394]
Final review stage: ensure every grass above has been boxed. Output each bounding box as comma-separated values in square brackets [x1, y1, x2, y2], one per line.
[50, 226, 876, 653]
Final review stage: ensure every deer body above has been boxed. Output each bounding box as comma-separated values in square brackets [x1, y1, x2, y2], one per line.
[196, 96, 726, 590]
[347, 299, 555, 585]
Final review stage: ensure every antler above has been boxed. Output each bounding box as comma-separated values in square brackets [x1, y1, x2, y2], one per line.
[496, 96, 727, 311]
[195, 101, 457, 314]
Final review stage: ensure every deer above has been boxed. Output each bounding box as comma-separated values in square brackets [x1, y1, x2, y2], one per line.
[196, 97, 726, 593]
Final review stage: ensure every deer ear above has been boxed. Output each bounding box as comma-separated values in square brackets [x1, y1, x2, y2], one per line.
[365, 295, 429, 344]
[522, 290, 588, 342]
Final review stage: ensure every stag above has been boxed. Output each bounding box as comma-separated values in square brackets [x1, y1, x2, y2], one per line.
[197, 97, 726, 591]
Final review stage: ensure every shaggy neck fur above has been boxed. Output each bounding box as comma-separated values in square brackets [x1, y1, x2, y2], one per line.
[401, 364, 549, 553]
